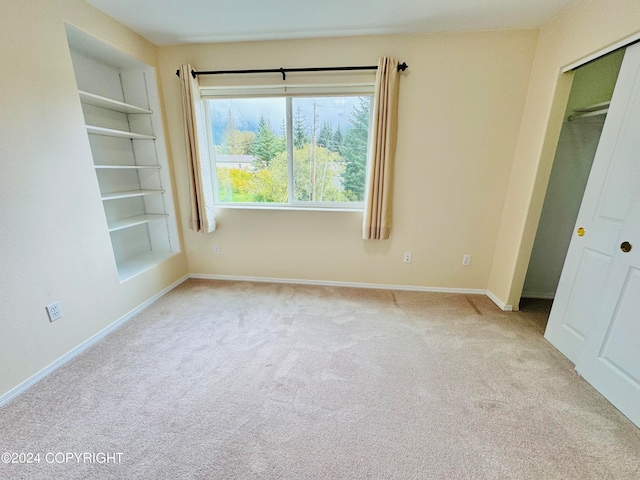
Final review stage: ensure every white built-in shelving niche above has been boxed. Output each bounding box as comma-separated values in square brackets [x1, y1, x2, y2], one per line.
[66, 26, 179, 282]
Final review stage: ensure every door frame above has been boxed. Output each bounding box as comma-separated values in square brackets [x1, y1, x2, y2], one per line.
[508, 32, 640, 310]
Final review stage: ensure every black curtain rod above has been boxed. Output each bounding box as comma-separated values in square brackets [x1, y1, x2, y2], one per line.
[176, 62, 408, 81]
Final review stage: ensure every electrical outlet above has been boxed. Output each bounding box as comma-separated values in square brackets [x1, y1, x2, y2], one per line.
[46, 302, 63, 322]
[462, 254, 472, 266]
[214, 244, 220, 254]
[403, 252, 412, 263]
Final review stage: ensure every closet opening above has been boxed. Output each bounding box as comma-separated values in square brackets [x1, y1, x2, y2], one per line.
[520, 49, 625, 315]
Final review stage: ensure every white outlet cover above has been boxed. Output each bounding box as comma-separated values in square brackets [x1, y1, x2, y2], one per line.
[46, 302, 63, 322]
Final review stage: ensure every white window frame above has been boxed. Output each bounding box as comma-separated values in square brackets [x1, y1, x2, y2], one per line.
[201, 84, 375, 211]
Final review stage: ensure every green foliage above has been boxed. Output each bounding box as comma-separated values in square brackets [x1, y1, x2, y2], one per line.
[332, 125, 344, 154]
[317, 122, 333, 149]
[252, 116, 282, 168]
[293, 107, 309, 149]
[251, 168, 288, 203]
[215, 97, 371, 204]
[227, 131, 256, 155]
[216, 167, 247, 202]
[222, 110, 255, 155]
[217, 144, 347, 203]
[291, 144, 346, 202]
[216, 166, 287, 203]
[342, 97, 370, 201]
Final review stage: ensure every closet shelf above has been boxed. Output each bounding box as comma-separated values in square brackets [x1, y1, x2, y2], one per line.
[107, 214, 168, 232]
[95, 164, 161, 170]
[87, 125, 156, 140]
[79, 90, 152, 114]
[101, 189, 164, 201]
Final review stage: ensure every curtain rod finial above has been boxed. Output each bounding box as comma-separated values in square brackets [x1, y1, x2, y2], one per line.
[176, 69, 180, 77]
[398, 62, 408, 72]
[191, 69, 196, 79]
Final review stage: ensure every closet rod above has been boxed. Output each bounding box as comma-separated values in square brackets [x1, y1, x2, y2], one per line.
[176, 62, 408, 81]
[568, 108, 609, 121]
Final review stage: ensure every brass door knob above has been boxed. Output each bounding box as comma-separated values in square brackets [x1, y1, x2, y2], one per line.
[621, 241, 632, 253]
[577, 227, 585, 237]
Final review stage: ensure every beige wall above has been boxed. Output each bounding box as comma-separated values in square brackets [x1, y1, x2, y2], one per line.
[488, 0, 640, 308]
[0, 0, 187, 398]
[158, 31, 538, 290]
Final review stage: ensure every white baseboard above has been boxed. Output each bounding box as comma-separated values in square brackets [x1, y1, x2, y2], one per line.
[0, 274, 189, 408]
[189, 273, 488, 296]
[485, 290, 514, 312]
[192, 274, 517, 311]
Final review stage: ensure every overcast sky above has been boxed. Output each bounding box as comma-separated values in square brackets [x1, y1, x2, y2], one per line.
[208, 96, 368, 143]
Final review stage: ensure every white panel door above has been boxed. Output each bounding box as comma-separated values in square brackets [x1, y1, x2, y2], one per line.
[544, 43, 640, 364]
[577, 184, 640, 427]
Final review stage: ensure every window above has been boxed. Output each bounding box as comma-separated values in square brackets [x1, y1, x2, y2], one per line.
[203, 86, 373, 208]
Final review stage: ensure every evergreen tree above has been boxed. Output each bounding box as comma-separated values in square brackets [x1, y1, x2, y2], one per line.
[252, 116, 278, 168]
[222, 109, 239, 154]
[317, 122, 333, 149]
[342, 97, 371, 201]
[293, 107, 309, 149]
[221, 109, 255, 155]
[275, 118, 287, 152]
[332, 125, 344, 154]
[236, 131, 257, 155]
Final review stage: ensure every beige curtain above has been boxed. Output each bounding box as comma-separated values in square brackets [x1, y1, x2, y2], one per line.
[362, 57, 400, 240]
[179, 64, 216, 233]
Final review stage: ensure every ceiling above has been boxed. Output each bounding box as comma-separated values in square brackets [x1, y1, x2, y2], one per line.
[85, 0, 578, 46]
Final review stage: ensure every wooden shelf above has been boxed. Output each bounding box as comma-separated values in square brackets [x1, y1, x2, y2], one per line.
[95, 164, 161, 170]
[107, 214, 168, 232]
[86, 125, 156, 140]
[79, 90, 152, 114]
[101, 189, 164, 201]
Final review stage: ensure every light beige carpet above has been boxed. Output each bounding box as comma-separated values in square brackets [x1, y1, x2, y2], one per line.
[1, 280, 639, 479]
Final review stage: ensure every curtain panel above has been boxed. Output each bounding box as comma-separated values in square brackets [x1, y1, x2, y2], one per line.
[362, 57, 400, 240]
[179, 64, 216, 233]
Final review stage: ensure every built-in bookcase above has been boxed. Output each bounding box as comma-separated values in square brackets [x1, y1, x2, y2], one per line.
[66, 26, 179, 282]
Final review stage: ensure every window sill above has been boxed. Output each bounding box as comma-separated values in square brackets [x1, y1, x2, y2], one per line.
[214, 204, 364, 213]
